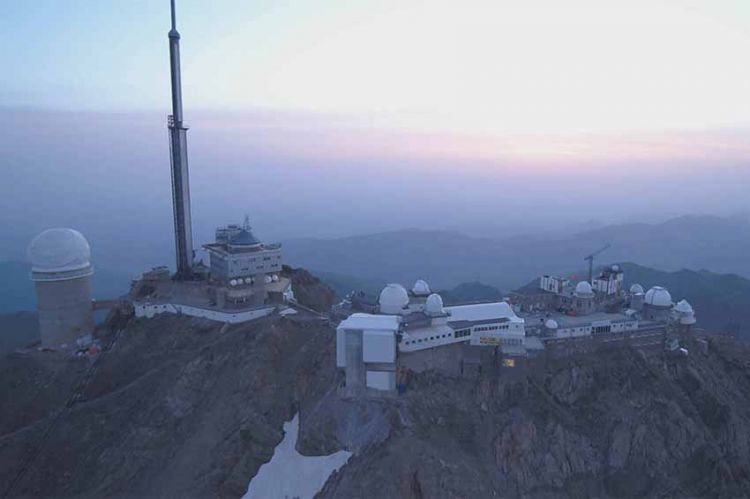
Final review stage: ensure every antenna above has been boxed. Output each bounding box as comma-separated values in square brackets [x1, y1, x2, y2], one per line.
[170, 0, 177, 31]
[167, 0, 194, 279]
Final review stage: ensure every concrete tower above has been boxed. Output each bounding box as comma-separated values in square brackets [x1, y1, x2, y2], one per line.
[28, 228, 95, 347]
[167, 0, 194, 279]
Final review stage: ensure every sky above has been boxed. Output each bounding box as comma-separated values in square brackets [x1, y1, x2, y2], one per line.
[1, 0, 750, 269]
[3, 0, 750, 133]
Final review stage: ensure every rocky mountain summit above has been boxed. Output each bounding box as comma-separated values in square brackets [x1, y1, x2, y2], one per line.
[305, 336, 750, 498]
[2, 268, 750, 497]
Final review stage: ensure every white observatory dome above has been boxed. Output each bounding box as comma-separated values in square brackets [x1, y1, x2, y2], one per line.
[611, 264, 620, 272]
[574, 281, 594, 297]
[412, 279, 431, 296]
[674, 299, 694, 314]
[545, 319, 559, 329]
[645, 286, 672, 307]
[675, 299, 697, 325]
[424, 293, 445, 315]
[629, 283, 645, 295]
[379, 283, 409, 314]
[28, 228, 93, 279]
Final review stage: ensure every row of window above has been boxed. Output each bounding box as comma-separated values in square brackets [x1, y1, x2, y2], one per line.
[238, 263, 280, 272]
[558, 322, 636, 336]
[455, 328, 471, 338]
[474, 324, 510, 332]
[404, 333, 453, 345]
[231, 255, 281, 264]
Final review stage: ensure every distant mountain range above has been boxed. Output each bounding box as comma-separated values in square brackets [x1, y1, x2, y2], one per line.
[619, 262, 750, 339]
[283, 214, 750, 291]
[3, 214, 750, 340]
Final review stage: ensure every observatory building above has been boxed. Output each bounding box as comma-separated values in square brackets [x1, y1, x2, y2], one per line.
[336, 280, 527, 393]
[28, 228, 95, 347]
[336, 264, 698, 394]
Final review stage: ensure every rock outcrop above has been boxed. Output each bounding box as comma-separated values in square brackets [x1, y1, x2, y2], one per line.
[4, 291, 750, 499]
[0, 313, 335, 498]
[315, 338, 750, 498]
[282, 265, 338, 313]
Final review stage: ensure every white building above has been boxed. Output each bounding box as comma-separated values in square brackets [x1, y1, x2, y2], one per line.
[28, 228, 95, 347]
[203, 217, 283, 284]
[336, 280, 527, 393]
[336, 313, 400, 392]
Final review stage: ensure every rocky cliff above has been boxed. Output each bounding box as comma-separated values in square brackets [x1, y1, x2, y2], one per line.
[4, 285, 750, 497]
[0, 312, 336, 498]
[306, 337, 750, 498]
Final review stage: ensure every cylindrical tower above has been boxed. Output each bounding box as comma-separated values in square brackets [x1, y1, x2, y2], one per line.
[27, 228, 94, 347]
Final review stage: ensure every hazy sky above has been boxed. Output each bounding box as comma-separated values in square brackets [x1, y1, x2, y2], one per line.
[4, 0, 750, 134]
[2, 1, 750, 270]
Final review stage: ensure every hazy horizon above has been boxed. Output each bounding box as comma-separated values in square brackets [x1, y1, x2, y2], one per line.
[2, 0, 750, 272]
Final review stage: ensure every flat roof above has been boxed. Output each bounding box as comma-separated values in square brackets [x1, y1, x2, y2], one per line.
[522, 311, 635, 328]
[338, 313, 400, 331]
[203, 243, 281, 255]
[445, 302, 524, 324]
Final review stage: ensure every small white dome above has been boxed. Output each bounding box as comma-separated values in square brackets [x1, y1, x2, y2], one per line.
[379, 283, 409, 314]
[28, 228, 92, 277]
[230, 279, 238, 286]
[272, 274, 279, 282]
[424, 293, 445, 315]
[611, 264, 620, 272]
[674, 299, 693, 314]
[645, 286, 672, 307]
[545, 319, 559, 329]
[264, 275, 273, 284]
[412, 279, 431, 296]
[629, 283, 644, 294]
[575, 281, 594, 297]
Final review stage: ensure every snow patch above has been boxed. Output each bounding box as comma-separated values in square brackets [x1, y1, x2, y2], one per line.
[244, 414, 352, 499]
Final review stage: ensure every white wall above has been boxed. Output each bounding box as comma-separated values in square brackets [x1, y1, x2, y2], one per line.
[336, 328, 346, 368]
[362, 329, 396, 363]
[366, 370, 395, 391]
[134, 302, 276, 323]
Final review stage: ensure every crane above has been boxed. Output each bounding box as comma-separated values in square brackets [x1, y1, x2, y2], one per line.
[584, 243, 611, 284]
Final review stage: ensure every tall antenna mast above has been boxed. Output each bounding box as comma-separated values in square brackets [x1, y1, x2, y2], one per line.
[167, 0, 194, 279]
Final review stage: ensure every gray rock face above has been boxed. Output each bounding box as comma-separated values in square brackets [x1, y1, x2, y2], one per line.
[317, 338, 750, 498]
[0, 313, 336, 498]
[4, 293, 750, 499]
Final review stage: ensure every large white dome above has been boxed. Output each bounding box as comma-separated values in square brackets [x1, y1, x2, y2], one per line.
[379, 283, 409, 314]
[28, 228, 92, 275]
[545, 319, 559, 329]
[645, 286, 672, 308]
[575, 281, 594, 297]
[412, 279, 431, 296]
[424, 293, 445, 315]
[629, 283, 645, 295]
